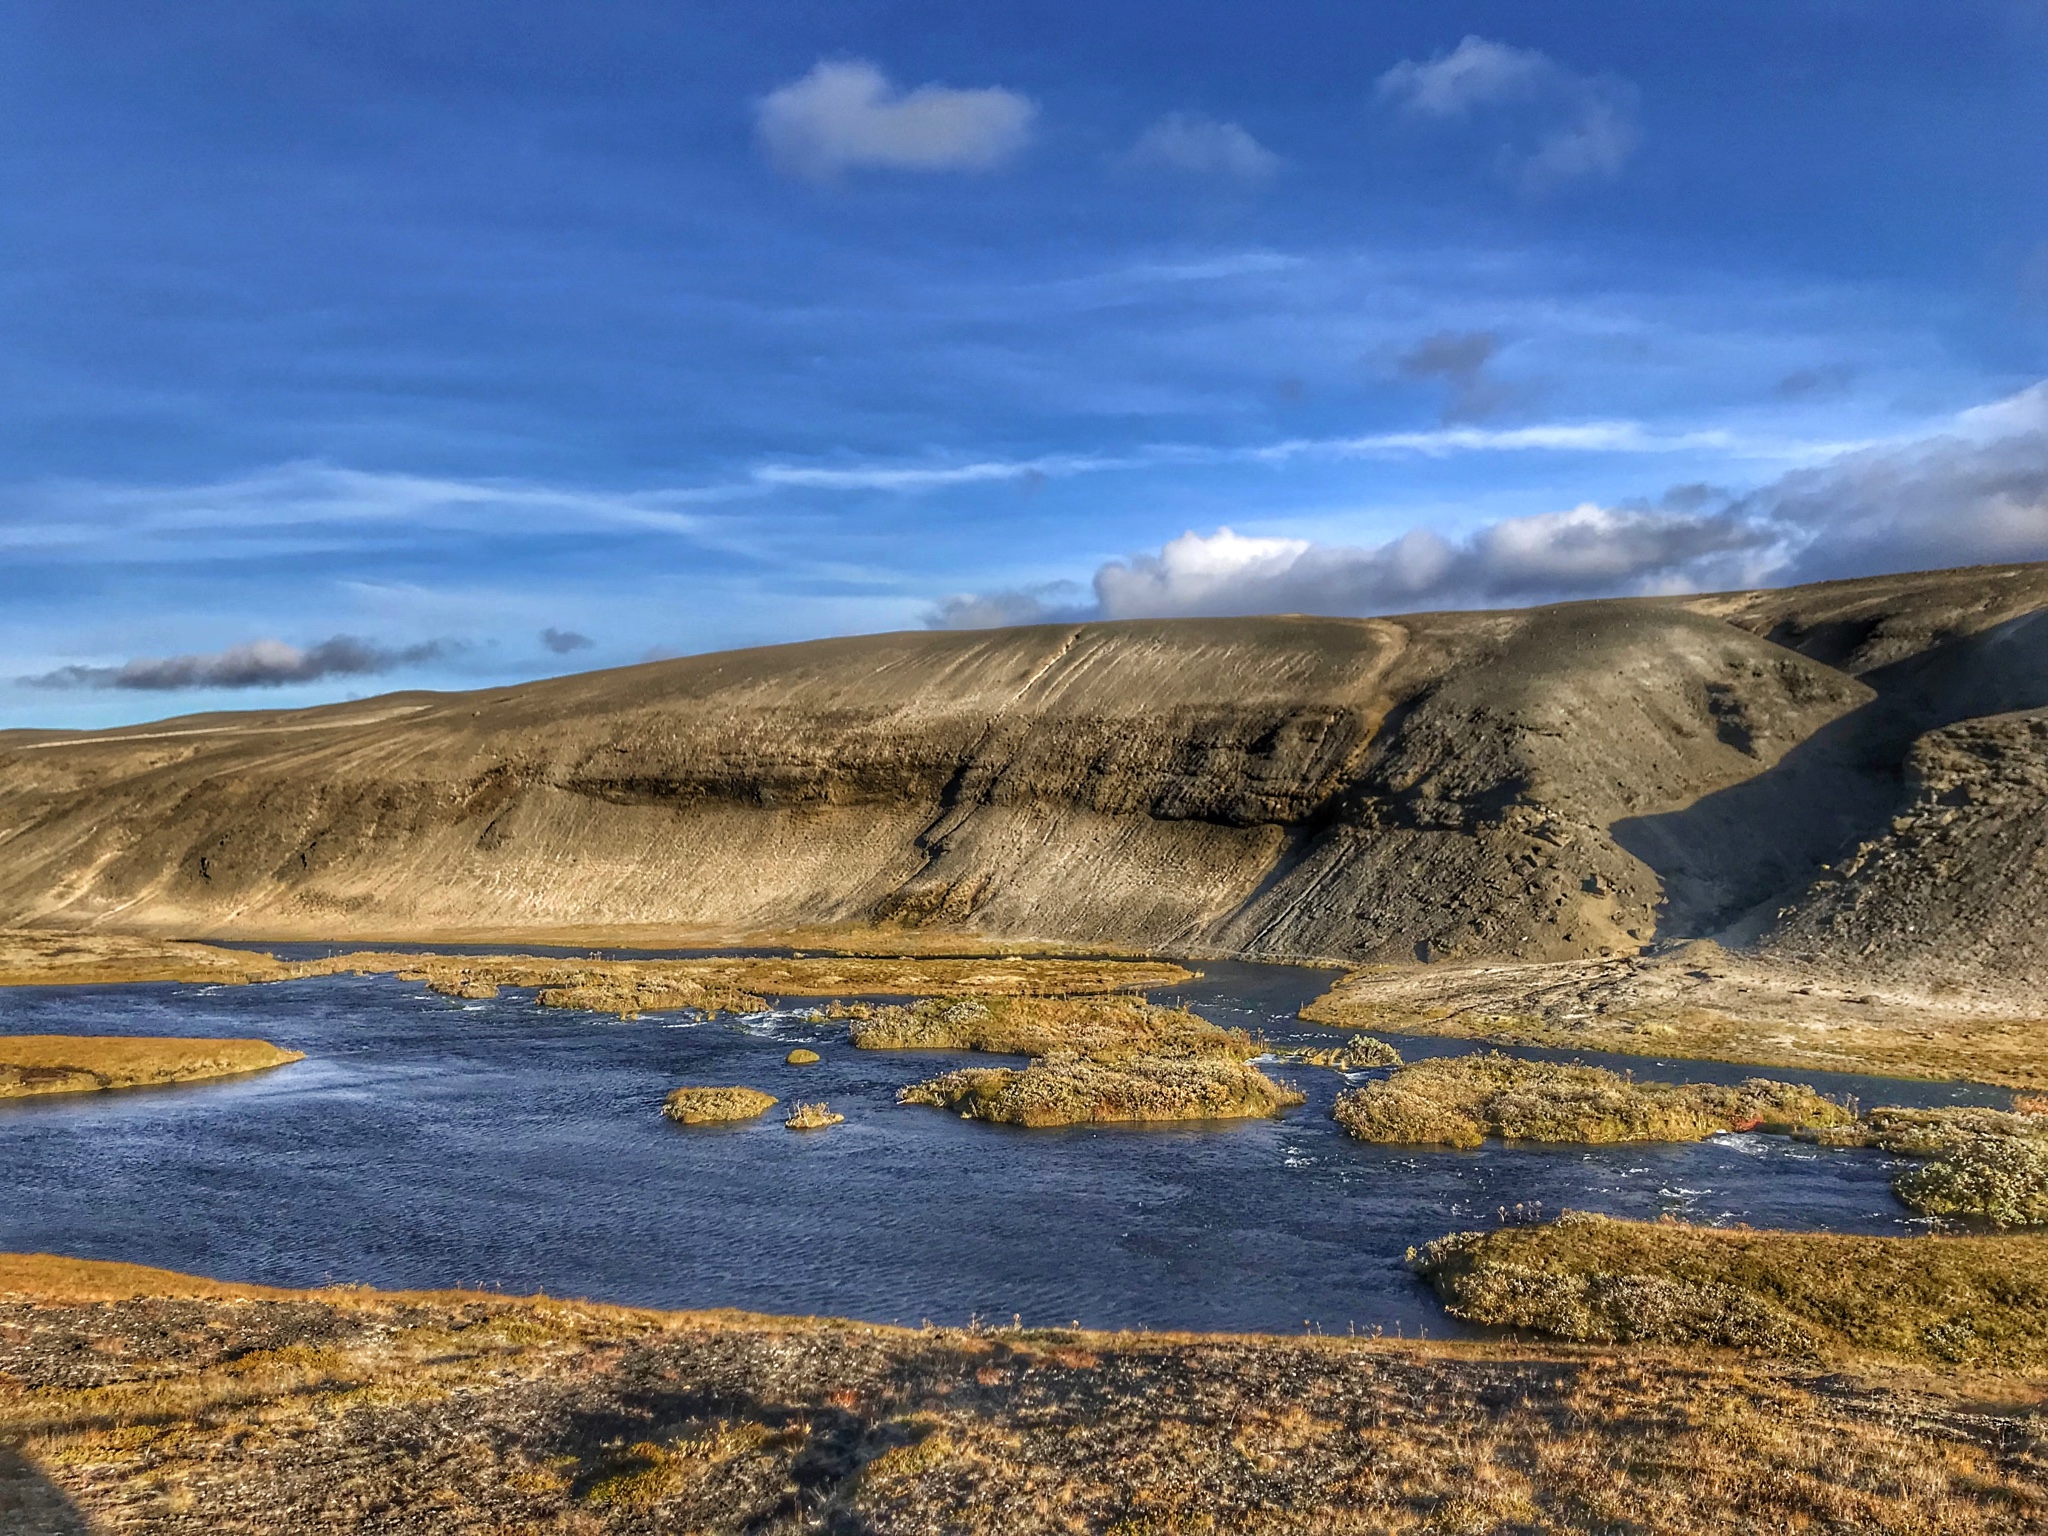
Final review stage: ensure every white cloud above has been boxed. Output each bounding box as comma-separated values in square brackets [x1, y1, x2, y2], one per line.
[1125, 113, 1280, 180]
[1377, 36, 1557, 118]
[1378, 36, 1639, 192]
[756, 60, 1035, 179]
[927, 382, 2048, 627]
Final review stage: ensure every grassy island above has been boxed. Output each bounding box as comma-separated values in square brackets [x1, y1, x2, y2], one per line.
[1, 1251, 2042, 1533]
[660, 1087, 778, 1125]
[1332, 1053, 1856, 1148]
[783, 1101, 843, 1130]
[1811, 1104, 2048, 1227]
[1410, 1212, 2048, 1367]
[848, 994, 1252, 1059]
[868, 995, 1304, 1126]
[899, 1052, 1304, 1126]
[0, 1034, 302, 1098]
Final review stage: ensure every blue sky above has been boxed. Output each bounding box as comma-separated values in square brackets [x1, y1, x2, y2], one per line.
[4, 0, 2047, 726]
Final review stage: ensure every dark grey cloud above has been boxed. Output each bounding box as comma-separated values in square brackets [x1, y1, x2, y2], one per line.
[1397, 330, 1520, 422]
[540, 627, 594, 654]
[927, 383, 2048, 628]
[21, 635, 454, 691]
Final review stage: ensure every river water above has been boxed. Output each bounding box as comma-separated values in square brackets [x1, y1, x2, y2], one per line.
[0, 955, 2013, 1335]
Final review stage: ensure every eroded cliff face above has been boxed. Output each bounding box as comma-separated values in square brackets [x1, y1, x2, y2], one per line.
[3, 565, 2046, 969]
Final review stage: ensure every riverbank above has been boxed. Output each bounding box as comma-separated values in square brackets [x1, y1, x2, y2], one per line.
[1304, 942, 2048, 1089]
[0, 1035, 302, 1098]
[2, 1253, 2041, 1534]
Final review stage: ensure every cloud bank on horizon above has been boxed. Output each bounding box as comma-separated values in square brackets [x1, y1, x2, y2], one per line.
[1, 4, 2045, 723]
[928, 385, 2048, 626]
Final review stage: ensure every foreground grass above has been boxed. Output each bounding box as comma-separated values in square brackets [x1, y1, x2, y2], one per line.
[0, 1035, 302, 1098]
[1333, 1053, 1857, 1148]
[1411, 1213, 2048, 1369]
[2, 1254, 2043, 1535]
[1302, 943, 2048, 1089]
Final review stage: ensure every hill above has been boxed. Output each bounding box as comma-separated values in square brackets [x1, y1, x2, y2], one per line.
[3, 562, 2046, 986]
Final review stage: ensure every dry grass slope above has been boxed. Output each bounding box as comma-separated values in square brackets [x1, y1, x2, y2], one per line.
[1411, 1212, 2048, 1367]
[1, 1253, 2043, 1534]
[0, 1035, 302, 1098]
[1332, 1053, 1857, 1148]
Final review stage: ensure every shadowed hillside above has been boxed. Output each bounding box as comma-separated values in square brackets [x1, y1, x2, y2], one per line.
[4, 563, 2047, 978]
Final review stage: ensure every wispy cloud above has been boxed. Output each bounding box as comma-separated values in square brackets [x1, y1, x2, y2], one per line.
[928, 382, 2048, 627]
[1378, 36, 1639, 193]
[756, 60, 1036, 179]
[21, 635, 457, 691]
[1124, 113, 1280, 180]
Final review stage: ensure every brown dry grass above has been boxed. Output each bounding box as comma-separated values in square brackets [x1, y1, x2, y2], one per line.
[1303, 944, 2048, 1089]
[1412, 1213, 2048, 1368]
[0, 1253, 2043, 1534]
[0, 1035, 302, 1098]
[661, 1087, 779, 1125]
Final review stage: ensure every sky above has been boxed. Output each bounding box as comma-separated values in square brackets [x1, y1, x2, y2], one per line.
[3, 0, 2047, 727]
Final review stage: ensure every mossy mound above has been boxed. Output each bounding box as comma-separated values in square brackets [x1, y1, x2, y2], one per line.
[1409, 1211, 2048, 1366]
[661, 1086, 779, 1124]
[1333, 1053, 1856, 1148]
[784, 1101, 843, 1130]
[899, 1052, 1304, 1128]
[785, 1048, 821, 1065]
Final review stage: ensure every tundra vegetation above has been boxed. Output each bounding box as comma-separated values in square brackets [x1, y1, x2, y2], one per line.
[660, 1087, 778, 1125]
[1410, 1212, 2048, 1368]
[0, 1035, 302, 1098]
[1331, 1053, 1857, 1148]
[1, 1253, 2042, 1534]
[1814, 1105, 2048, 1228]
[866, 996, 1305, 1127]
